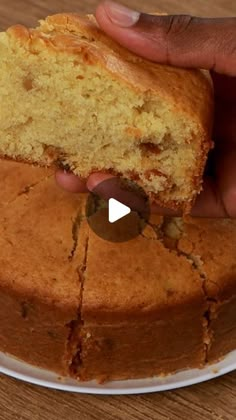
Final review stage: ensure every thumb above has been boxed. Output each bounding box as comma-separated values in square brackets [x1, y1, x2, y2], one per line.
[96, 1, 236, 76]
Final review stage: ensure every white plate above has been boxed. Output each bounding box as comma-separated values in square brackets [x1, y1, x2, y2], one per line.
[1, 351, 236, 395]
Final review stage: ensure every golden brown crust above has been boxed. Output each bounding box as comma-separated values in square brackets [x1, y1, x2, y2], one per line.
[180, 217, 236, 300]
[0, 157, 52, 208]
[0, 159, 236, 380]
[0, 288, 78, 374]
[0, 162, 88, 374]
[165, 216, 236, 365]
[82, 228, 205, 322]
[78, 226, 207, 381]
[207, 297, 236, 363]
[79, 315, 206, 382]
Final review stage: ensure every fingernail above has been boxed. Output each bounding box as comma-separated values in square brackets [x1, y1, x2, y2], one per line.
[103, 1, 140, 27]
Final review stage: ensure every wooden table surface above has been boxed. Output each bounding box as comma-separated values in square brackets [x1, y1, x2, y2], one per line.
[0, 0, 236, 419]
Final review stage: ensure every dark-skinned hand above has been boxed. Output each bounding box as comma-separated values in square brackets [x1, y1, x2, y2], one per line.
[56, 1, 236, 217]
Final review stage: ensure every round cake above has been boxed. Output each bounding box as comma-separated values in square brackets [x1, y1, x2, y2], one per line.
[0, 159, 236, 382]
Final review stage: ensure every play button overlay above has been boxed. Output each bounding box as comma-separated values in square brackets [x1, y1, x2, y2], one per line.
[86, 177, 150, 243]
[108, 198, 131, 223]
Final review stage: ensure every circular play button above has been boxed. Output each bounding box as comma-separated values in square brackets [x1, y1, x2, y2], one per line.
[86, 177, 150, 242]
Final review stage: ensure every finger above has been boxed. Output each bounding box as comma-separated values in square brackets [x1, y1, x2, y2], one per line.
[55, 170, 88, 193]
[87, 172, 115, 193]
[215, 147, 236, 217]
[96, 1, 236, 75]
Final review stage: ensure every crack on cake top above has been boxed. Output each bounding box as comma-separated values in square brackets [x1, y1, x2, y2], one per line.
[69, 233, 89, 377]
[4, 173, 54, 208]
[68, 212, 85, 261]
[150, 215, 214, 364]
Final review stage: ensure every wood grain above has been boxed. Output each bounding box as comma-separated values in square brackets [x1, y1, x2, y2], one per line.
[0, 0, 235, 419]
[0, 0, 235, 29]
[0, 372, 236, 420]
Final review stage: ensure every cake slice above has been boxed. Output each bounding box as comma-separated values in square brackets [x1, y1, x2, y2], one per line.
[0, 13, 213, 212]
[0, 163, 88, 375]
[76, 224, 207, 382]
[163, 216, 236, 363]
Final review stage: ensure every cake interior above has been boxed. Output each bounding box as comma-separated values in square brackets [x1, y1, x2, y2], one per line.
[0, 20, 208, 208]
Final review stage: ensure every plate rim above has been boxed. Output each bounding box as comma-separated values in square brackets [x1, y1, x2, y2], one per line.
[1, 350, 236, 395]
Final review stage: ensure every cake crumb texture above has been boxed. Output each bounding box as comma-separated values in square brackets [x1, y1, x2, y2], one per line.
[0, 13, 213, 211]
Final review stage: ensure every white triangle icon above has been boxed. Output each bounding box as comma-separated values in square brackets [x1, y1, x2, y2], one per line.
[108, 198, 131, 223]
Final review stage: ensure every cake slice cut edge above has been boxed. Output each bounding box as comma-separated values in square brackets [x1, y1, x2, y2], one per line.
[0, 13, 214, 212]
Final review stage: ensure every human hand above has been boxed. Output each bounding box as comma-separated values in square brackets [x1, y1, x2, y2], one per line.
[56, 1, 236, 217]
